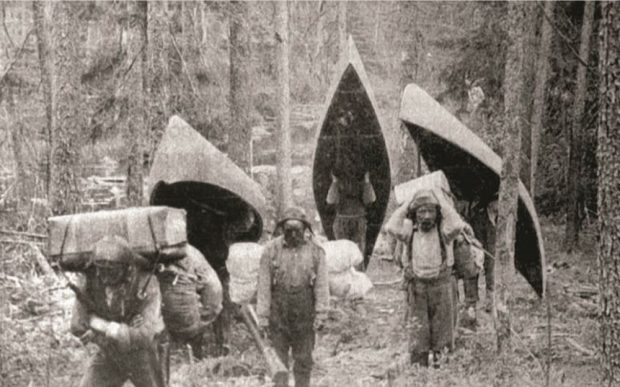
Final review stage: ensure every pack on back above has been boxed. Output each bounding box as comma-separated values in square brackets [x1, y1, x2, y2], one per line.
[48, 206, 188, 271]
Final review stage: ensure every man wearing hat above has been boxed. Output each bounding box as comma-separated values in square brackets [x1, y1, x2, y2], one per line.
[401, 189, 458, 368]
[256, 206, 329, 387]
[70, 235, 167, 387]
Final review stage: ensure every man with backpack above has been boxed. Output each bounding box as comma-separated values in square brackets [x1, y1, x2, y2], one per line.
[256, 206, 329, 387]
[70, 235, 167, 387]
[401, 189, 458, 368]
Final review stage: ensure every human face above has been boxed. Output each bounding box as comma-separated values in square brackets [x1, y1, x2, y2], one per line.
[96, 264, 127, 287]
[416, 205, 438, 232]
[283, 220, 305, 247]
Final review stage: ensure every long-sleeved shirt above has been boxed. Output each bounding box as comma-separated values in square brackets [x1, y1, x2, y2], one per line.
[70, 268, 165, 353]
[326, 178, 376, 216]
[256, 236, 329, 324]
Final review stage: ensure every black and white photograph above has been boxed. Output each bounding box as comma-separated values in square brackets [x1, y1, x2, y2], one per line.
[0, 1, 617, 386]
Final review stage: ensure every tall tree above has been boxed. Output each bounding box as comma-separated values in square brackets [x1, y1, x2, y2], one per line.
[275, 0, 292, 215]
[598, 2, 620, 384]
[124, 0, 148, 206]
[338, 1, 347, 57]
[565, 1, 595, 252]
[518, 1, 537, 191]
[530, 0, 555, 198]
[32, 0, 54, 196]
[228, 1, 252, 174]
[494, 1, 526, 353]
[49, 2, 86, 215]
[397, 1, 421, 182]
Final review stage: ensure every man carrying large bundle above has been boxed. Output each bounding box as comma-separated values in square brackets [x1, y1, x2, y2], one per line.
[70, 236, 167, 387]
[401, 190, 459, 368]
[256, 206, 329, 387]
[158, 245, 222, 360]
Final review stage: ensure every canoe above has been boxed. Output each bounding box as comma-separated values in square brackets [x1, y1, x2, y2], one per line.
[147, 116, 267, 272]
[399, 84, 545, 296]
[312, 36, 391, 269]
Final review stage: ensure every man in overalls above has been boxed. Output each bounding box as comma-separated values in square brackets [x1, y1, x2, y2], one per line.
[402, 190, 458, 368]
[256, 206, 329, 387]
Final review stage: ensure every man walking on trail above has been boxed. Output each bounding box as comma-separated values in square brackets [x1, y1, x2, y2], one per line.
[159, 245, 222, 360]
[402, 189, 458, 368]
[326, 166, 376, 268]
[256, 206, 330, 387]
[70, 236, 167, 387]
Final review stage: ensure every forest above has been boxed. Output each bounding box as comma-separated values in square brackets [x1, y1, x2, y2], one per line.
[0, 1, 619, 386]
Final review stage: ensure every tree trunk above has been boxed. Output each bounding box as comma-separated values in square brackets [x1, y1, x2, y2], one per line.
[530, 0, 554, 199]
[314, 0, 327, 97]
[228, 1, 252, 174]
[338, 1, 347, 58]
[494, 1, 527, 354]
[125, 0, 148, 206]
[519, 1, 537, 192]
[32, 0, 54, 197]
[565, 0, 595, 252]
[397, 1, 420, 183]
[7, 89, 27, 203]
[49, 1, 86, 215]
[275, 0, 292, 217]
[598, 3, 620, 385]
[145, 0, 170, 164]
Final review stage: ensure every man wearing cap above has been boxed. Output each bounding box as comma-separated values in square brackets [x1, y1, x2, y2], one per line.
[256, 206, 329, 387]
[401, 189, 458, 368]
[70, 236, 167, 387]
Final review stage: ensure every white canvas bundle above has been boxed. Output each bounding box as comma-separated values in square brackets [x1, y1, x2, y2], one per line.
[321, 239, 364, 274]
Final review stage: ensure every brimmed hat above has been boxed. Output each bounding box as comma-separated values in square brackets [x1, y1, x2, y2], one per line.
[408, 189, 440, 212]
[275, 206, 313, 232]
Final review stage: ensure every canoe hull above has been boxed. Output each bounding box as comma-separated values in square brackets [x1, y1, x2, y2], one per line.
[313, 38, 391, 268]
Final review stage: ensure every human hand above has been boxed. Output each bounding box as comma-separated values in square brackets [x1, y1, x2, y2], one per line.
[403, 265, 415, 282]
[79, 329, 96, 345]
[89, 315, 108, 333]
[130, 314, 144, 328]
[364, 171, 370, 183]
[313, 313, 328, 332]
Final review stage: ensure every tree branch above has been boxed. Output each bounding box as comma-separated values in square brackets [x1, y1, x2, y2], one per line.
[167, 21, 201, 101]
[0, 29, 34, 89]
[1, 2, 16, 49]
[535, 0, 588, 68]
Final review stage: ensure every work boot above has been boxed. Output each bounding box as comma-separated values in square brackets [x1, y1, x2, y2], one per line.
[409, 351, 429, 367]
[485, 291, 494, 313]
[460, 304, 478, 330]
[293, 371, 310, 387]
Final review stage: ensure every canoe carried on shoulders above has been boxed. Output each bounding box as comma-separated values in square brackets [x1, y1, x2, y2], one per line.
[399, 83, 545, 296]
[312, 36, 391, 269]
[147, 116, 267, 272]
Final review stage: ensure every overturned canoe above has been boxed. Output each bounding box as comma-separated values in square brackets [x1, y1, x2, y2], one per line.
[148, 116, 267, 272]
[399, 84, 545, 296]
[312, 36, 391, 269]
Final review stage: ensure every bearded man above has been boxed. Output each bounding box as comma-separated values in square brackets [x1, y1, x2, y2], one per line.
[402, 190, 458, 368]
[256, 206, 329, 387]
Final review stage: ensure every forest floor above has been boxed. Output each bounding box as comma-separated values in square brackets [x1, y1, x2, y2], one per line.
[0, 220, 602, 386]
